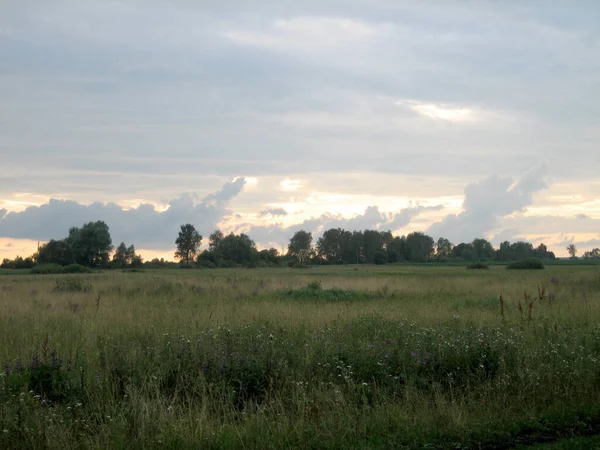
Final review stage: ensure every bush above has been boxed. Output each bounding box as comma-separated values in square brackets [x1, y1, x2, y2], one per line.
[218, 260, 240, 269]
[373, 250, 389, 265]
[467, 262, 489, 270]
[197, 260, 216, 269]
[53, 279, 93, 293]
[61, 264, 92, 274]
[31, 264, 63, 275]
[290, 262, 310, 269]
[506, 258, 545, 270]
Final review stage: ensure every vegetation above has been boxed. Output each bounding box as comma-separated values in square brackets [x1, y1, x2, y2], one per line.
[174, 224, 202, 264]
[1, 265, 600, 448]
[507, 258, 546, 270]
[467, 262, 489, 269]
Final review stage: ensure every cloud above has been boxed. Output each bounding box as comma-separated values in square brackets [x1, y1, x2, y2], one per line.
[576, 214, 591, 220]
[0, 178, 246, 250]
[428, 165, 549, 243]
[259, 208, 288, 217]
[223, 17, 394, 54]
[396, 99, 481, 122]
[0, 209, 6, 219]
[241, 204, 442, 248]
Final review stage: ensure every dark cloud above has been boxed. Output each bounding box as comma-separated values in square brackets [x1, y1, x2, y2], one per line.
[0, 178, 246, 250]
[428, 165, 548, 242]
[0, 209, 6, 220]
[259, 208, 288, 217]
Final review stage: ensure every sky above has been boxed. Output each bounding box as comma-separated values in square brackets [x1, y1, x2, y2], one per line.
[1, 0, 599, 260]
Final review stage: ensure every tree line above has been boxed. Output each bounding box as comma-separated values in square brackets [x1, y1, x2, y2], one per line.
[1, 220, 598, 270]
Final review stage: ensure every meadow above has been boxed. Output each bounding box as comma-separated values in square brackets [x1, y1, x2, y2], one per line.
[1, 265, 600, 449]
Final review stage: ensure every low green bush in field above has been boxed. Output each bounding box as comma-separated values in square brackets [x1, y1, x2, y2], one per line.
[53, 278, 93, 292]
[467, 262, 490, 269]
[30, 264, 63, 274]
[31, 263, 92, 274]
[60, 264, 92, 274]
[197, 259, 216, 269]
[277, 280, 367, 301]
[507, 258, 545, 270]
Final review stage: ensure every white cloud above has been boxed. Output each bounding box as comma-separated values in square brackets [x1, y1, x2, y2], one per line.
[223, 17, 394, 53]
[397, 100, 479, 122]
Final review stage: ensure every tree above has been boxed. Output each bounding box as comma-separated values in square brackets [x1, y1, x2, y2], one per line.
[316, 228, 354, 264]
[66, 221, 113, 267]
[363, 229, 383, 264]
[387, 236, 407, 263]
[451, 242, 473, 260]
[567, 244, 578, 259]
[113, 242, 138, 268]
[36, 239, 75, 266]
[583, 248, 600, 259]
[259, 248, 280, 265]
[288, 230, 313, 259]
[175, 224, 202, 263]
[472, 238, 494, 261]
[495, 241, 512, 261]
[510, 241, 534, 261]
[404, 232, 435, 262]
[435, 237, 453, 260]
[208, 230, 224, 251]
[379, 231, 393, 250]
[215, 233, 258, 264]
[373, 250, 388, 265]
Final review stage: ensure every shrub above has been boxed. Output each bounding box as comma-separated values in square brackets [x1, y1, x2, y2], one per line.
[53, 279, 93, 293]
[506, 258, 545, 270]
[467, 262, 489, 270]
[31, 264, 63, 275]
[61, 264, 92, 274]
[306, 280, 322, 290]
[373, 250, 389, 265]
[291, 262, 309, 269]
[197, 260, 216, 269]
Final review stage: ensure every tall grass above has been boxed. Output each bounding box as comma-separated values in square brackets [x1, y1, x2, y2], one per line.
[1, 266, 599, 448]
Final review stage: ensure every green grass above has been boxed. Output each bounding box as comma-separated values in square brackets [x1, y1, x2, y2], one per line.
[1, 265, 600, 448]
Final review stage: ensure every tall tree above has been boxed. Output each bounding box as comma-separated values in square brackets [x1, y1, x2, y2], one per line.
[583, 248, 600, 259]
[387, 236, 406, 263]
[363, 229, 383, 263]
[66, 221, 113, 267]
[435, 237, 453, 260]
[567, 244, 578, 259]
[288, 230, 313, 258]
[472, 238, 494, 261]
[316, 228, 348, 264]
[404, 232, 435, 262]
[36, 239, 75, 266]
[175, 224, 202, 263]
[216, 233, 258, 264]
[113, 242, 137, 267]
[208, 230, 224, 251]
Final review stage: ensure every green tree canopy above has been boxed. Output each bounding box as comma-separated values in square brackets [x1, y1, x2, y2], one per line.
[66, 221, 113, 267]
[287, 230, 313, 259]
[175, 224, 202, 263]
[36, 239, 75, 266]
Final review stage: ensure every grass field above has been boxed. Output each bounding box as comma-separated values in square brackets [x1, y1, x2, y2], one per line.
[1, 265, 600, 449]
